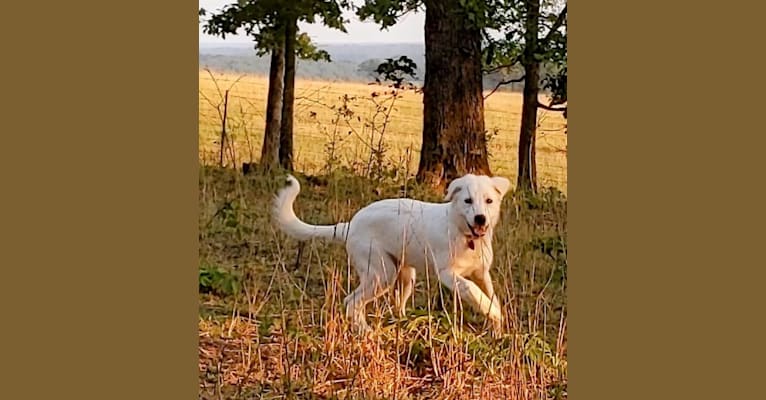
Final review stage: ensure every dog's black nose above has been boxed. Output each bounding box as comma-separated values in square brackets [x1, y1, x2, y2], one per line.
[474, 214, 486, 226]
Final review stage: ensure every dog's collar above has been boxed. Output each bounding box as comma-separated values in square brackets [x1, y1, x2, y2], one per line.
[465, 234, 484, 250]
[465, 230, 490, 250]
[465, 220, 484, 249]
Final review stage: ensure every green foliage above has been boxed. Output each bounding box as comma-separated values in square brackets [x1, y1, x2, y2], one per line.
[372, 56, 418, 88]
[202, 1, 282, 52]
[548, 380, 568, 400]
[358, 0, 500, 30]
[538, 5, 567, 108]
[302, 0, 350, 31]
[519, 185, 567, 210]
[357, 0, 422, 29]
[542, 66, 566, 106]
[295, 32, 331, 62]
[530, 234, 566, 263]
[521, 332, 564, 369]
[529, 234, 567, 284]
[201, 0, 350, 60]
[199, 263, 241, 297]
[483, 1, 567, 112]
[457, 0, 500, 29]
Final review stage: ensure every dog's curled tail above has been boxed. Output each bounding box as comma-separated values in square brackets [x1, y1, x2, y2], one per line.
[272, 175, 349, 243]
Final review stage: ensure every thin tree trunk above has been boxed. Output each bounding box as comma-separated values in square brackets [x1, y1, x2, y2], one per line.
[278, 17, 297, 172]
[518, 64, 539, 194]
[220, 90, 229, 167]
[261, 43, 285, 170]
[517, 0, 541, 194]
[416, 0, 490, 189]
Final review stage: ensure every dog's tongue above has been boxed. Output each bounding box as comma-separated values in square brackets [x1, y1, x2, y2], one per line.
[467, 240, 475, 250]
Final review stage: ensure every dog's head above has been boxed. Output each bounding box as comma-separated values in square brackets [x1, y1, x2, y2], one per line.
[444, 174, 512, 238]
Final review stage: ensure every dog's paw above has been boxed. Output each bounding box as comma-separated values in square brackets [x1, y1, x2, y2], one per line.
[487, 306, 503, 325]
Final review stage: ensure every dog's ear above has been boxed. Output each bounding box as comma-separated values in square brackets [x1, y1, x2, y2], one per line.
[444, 178, 464, 202]
[491, 176, 512, 198]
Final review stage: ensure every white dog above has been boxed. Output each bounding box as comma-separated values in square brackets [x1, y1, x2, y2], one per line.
[272, 174, 511, 332]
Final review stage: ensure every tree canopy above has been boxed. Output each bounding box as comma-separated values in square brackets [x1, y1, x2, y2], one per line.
[200, 0, 350, 61]
[483, 1, 567, 111]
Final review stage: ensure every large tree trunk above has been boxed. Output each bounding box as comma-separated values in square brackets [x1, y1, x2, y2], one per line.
[416, 0, 490, 189]
[517, 0, 541, 194]
[260, 43, 285, 170]
[278, 17, 297, 172]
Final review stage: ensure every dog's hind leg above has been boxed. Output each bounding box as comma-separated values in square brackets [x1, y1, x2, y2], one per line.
[343, 247, 399, 333]
[394, 266, 416, 318]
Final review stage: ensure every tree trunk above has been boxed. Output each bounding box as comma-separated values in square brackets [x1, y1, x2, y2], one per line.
[518, 64, 540, 194]
[260, 43, 285, 170]
[517, 0, 541, 194]
[416, 0, 490, 189]
[278, 17, 297, 172]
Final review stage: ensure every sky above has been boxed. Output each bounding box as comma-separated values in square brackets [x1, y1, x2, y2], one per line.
[198, 0, 425, 45]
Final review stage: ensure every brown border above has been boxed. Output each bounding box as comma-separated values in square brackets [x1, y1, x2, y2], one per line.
[4, 1, 765, 399]
[2, 2, 198, 398]
[574, 2, 766, 399]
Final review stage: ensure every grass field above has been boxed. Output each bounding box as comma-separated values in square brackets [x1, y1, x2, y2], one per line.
[198, 70, 567, 193]
[198, 70, 568, 399]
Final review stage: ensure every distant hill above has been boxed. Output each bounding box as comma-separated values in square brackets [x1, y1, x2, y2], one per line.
[199, 42, 425, 82]
[199, 42, 527, 92]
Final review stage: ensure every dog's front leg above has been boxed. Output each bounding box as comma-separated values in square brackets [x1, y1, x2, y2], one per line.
[470, 268, 503, 334]
[436, 268, 503, 324]
[470, 269, 499, 304]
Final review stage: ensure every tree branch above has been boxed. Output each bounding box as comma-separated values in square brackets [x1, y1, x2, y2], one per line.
[540, 6, 567, 49]
[537, 102, 567, 112]
[484, 75, 526, 99]
[484, 6, 566, 74]
[483, 56, 521, 74]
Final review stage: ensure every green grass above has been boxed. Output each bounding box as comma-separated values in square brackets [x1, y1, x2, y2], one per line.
[198, 166, 567, 399]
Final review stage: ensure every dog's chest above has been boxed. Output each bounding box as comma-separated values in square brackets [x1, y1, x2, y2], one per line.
[450, 243, 487, 275]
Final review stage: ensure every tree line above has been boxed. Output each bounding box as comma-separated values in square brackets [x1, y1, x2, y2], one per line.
[200, 0, 567, 194]
[200, 51, 545, 93]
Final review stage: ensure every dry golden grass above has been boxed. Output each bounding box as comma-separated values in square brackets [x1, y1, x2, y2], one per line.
[198, 168, 567, 400]
[198, 69, 567, 399]
[198, 70, 567, 193]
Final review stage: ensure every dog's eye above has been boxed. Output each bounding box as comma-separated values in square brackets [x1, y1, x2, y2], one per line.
[486, 198, 493, 204]
[464, 198, 473, 204]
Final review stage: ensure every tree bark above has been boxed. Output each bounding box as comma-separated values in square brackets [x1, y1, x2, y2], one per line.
[260, 43, 285, 170]
[517, 0, 541, 194]
[416, 0, 490, 189]
[278, 17, 298, 171]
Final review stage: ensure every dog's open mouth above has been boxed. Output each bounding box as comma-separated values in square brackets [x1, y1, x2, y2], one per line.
[465, 220, 486, 238]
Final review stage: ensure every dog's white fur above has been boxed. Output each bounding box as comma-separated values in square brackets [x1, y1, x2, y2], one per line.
[272, 174, 511, 332]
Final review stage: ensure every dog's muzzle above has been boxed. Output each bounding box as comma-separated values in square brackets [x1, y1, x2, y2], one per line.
[465, 220, 487, 238]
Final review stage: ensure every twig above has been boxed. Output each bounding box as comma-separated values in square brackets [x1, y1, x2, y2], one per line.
[484, 75, 526, 99]
[482, 56, 522, 75]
